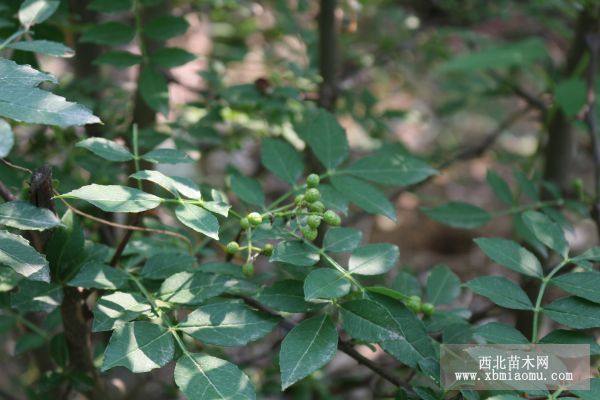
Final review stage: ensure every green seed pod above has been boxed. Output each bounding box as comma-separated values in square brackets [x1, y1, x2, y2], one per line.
[307, 215, 321, 229]
[247, 212, 263, 226]
[301, 226, 318, 241]
[304, 188, 321, 203]
[406, 295, 422, 314]
[226, 241, 240, 254]
[323, 210, 341, 226]
[306, 173, 320, 188]
[294, 194, 305, 205]
[242, 263, 254, 277]
[421, 302, 435, 316]
[309, 201, 325, 213]
[262, 243, 273, 256]
[240, 217, 250, 230]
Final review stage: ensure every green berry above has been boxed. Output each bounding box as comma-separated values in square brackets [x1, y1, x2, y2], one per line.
[306, 174, 320, 188]
[301, 226, 318, 241]
[262, 243, 273, 256]
[226, 241, 240, 254]
[242, 263, 254, 277]
[406, 295, 422, 314]
[307, 215, 321, 229]
[323, 210, 341, 226]
[304, 188, 321, 203]
[294, 194, 305, 205]
[309, 201, 325, 213]
[247, 212, 263, 226]
[240, 218, 250, 229]
[421, 302, 435, 316]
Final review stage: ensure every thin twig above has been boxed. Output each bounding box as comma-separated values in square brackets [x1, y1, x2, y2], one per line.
[110, 214, 141, 266]
[488, 71, 547, 112]
[0, 181, 16, 201]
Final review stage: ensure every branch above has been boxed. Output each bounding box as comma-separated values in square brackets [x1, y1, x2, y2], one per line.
[0, 180, 16, 201]
[110, 214, 141, 266]
[584, 33, 600, 238]
[488, 71, 547, 113]
[238, 295, 410, 390]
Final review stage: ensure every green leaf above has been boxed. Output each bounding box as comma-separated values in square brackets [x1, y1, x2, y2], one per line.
[466, 276, 533, 310]
[319, 184, 348, 215]
[76, 137, 133, 162]
[280, 315, 338, 389]
[11, 280, 62, 312]
[366, 286, 410, 302]
[151, 47, 195, 68]
[260, 138, 303, 185]
[92, 292, 151, 332]
[426, 265, 460, 305]
[551, 272, 600, 303]
[572, 378, 600, 400]
[15, 332, 45, 355]
[422, 202, 490, 229]
[555, 78, 586, 117]
[440, 38, 547, 72]
[0, 201, 61, 231]
[522, 210, 568, 258]
[473, 322, 529, 344]
[159, 272, 231, 305]
[572, 247, 600, 264]
[131, 170, 200, 199]
[544, 296, 600, 329]
[0, 267, 22, 292]
[89, 0, 133, 12]
[139, 68, 169, 116]
[174, 353, 256, 400]
[474, 237, 543, 278]
[323, 227, 362, 253]
[270, 241, 319, 266]
[81, 22, 136, 45]
[45, 210, 85, 280]
[340, 299, 402, 342]
[230, 174, 264, 207]
[0, 119, 13, 157]
[348, 243, 399, 275]
[141, 148, 192, 164]
[0, 58, 100, 127]
[58, 184, 162, 213]
[19, 0, 59, 28]
[175, 204, 219, 239]
[539, 329, 600, 355]
[94, 51, 142, 68]
[141, 252, 196, 279]
[67, 261, 129, 290]
[486, 170, 513, 205]
[0, 230, 49, 281]
[303, 268, 350, 301]
[145, 15, 189, 40]
[331, 175, 396, 221]
[344, 154, 436, 186]
[295, 108, 348, 169]
[255, 280, 313, 313]
[392, 271, 421, 297]
[178, 300, 279, 347]
[8, 40, 73, 58]
[102, 321, 174, 373]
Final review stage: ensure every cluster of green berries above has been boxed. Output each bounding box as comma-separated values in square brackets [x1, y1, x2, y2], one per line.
[239, 211, 263, 230]
[405, 295, 435, 316]
[295, 174, 341, 241]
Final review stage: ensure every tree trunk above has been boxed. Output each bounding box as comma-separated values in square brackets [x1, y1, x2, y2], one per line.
[318, 0, 338, 111]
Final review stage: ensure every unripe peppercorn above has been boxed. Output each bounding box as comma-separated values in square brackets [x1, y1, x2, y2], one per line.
[306, 174, 320, 188]
[242, 263, 254, 277]
[304, 188, 321, 203]
[247, 212, 262, 226]
[301, 226, 318, 241]
[421, 302, 435, 316]
[262, 243, 273, 256]
[323, 210, 341, 226]
[240, 218, 250, 229]
[226, 241, 240, 254]
[307, 215, 321, 229]
[294, 194, 305, 205]
[406, 295, 422, 314]
[309, 201, 325, 213]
